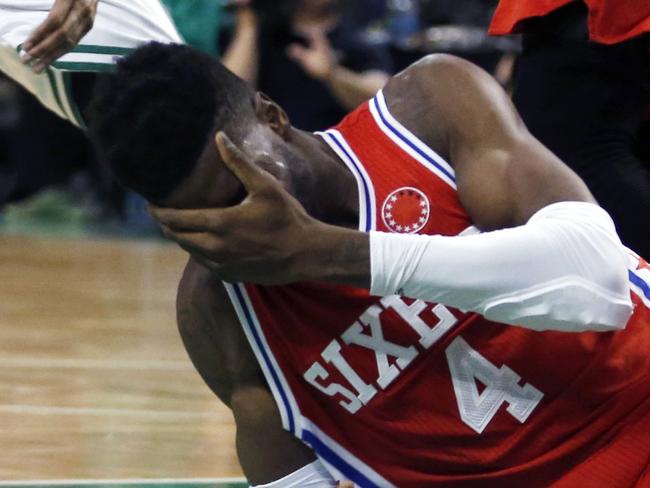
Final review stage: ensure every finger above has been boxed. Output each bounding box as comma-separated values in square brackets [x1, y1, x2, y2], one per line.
[32, 27, 87, 72]
[160, 226, 227, 258]
[216, 132, 277, 192]
[23, 0, 74, 55]
[151, 206, 239, 233]
[23, 29, 68, 66]
[29, 35, 72, 72]
[188, 254, 244, 284]
[26, 1, 95, 69]
[193, 255, 226, 275]
[27, 16, 88, 71]
[32, 43, 69, 73]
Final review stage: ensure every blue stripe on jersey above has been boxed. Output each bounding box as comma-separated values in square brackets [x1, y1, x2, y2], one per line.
[232, 285, 296, 433]
[326, 132, 373, 232]
[629, 270, 650, 300]
[302, 430, 381, 488]
[371, 96, 456, 185]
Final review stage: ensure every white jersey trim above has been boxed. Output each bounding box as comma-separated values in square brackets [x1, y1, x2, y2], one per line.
[223, 280, 399, 487]
[300, 420, 397, 488]
[250, 460, 336, 488]
[317, 130, 377, 232]
[222, 282, 303, 436]
[369, 90, 457, 190]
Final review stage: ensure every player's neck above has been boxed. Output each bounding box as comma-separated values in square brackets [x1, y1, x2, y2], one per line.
[288, 129, 360, 228]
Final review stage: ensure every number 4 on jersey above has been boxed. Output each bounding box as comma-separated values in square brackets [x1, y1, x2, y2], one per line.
[446, 337, 544, 434]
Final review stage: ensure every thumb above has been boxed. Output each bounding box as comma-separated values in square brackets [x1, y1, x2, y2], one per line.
[215, 132, 276, 192]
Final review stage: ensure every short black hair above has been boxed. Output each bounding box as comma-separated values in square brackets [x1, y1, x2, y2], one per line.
[89, 42, 254, 203]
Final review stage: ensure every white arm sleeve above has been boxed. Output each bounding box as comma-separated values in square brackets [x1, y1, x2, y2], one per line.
[370, 201, 633, 332]
[250, 460, 338, 488]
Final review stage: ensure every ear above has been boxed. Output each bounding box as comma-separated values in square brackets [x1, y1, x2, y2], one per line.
[254, 92, 291, 139]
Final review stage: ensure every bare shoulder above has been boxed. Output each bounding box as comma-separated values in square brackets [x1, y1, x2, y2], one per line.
[394, 53, 475, 79]
[383, 54, 519, 158]
[176, 257, 245, 345]
[177, 257, 265, 404]
[388, 54, 500, 100]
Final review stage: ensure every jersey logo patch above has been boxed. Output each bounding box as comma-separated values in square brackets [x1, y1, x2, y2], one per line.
[382, 187, 430, 234]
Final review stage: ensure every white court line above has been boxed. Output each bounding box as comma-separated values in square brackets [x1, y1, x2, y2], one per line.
[0, 404, 216, 420]
[0, 479, 246, 486]
[0, 357, 192, 371]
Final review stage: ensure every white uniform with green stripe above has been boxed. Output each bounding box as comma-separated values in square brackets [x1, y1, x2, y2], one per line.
[0, 0, 182, 127]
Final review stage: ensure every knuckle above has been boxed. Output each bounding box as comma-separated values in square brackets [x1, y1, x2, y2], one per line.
[257, 184, 276, 199]
[50, 13, 65, 28]
[80, 4, 93, 18]
[263, 189, 285, 206]
[208, 240, 225, 256]
[208, 217, 224, 231]
[63, 32, 77, 46]
[198, 214, 211, 228]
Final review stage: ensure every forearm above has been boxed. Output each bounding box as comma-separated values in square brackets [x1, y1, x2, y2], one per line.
[326, 67, 389, 110]
[306, 222, 371, 288]
[369, 202, 633, 332]
[221, 9, 258, 84]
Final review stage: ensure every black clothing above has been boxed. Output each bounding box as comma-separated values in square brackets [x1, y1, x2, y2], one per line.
[513, 2, 650, 256]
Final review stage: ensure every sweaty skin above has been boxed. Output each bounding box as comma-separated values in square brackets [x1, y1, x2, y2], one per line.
[168, 54, 595, 483]
[153, 54, 593, 287]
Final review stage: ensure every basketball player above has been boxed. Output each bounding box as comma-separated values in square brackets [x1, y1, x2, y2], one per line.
[91, 42, 650, 487]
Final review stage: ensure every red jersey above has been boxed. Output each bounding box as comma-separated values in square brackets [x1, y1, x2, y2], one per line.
[489, 0, 650, 45]
[224, 93, 650, 487]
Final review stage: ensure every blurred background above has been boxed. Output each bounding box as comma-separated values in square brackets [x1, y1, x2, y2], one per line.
[0, 0, 519, 238]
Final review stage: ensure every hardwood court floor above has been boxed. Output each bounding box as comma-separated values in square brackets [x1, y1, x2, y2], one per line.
[0, 234, 244, 483]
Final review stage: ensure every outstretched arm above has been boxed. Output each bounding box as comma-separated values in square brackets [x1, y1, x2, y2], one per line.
[21, 0, 98, 73]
